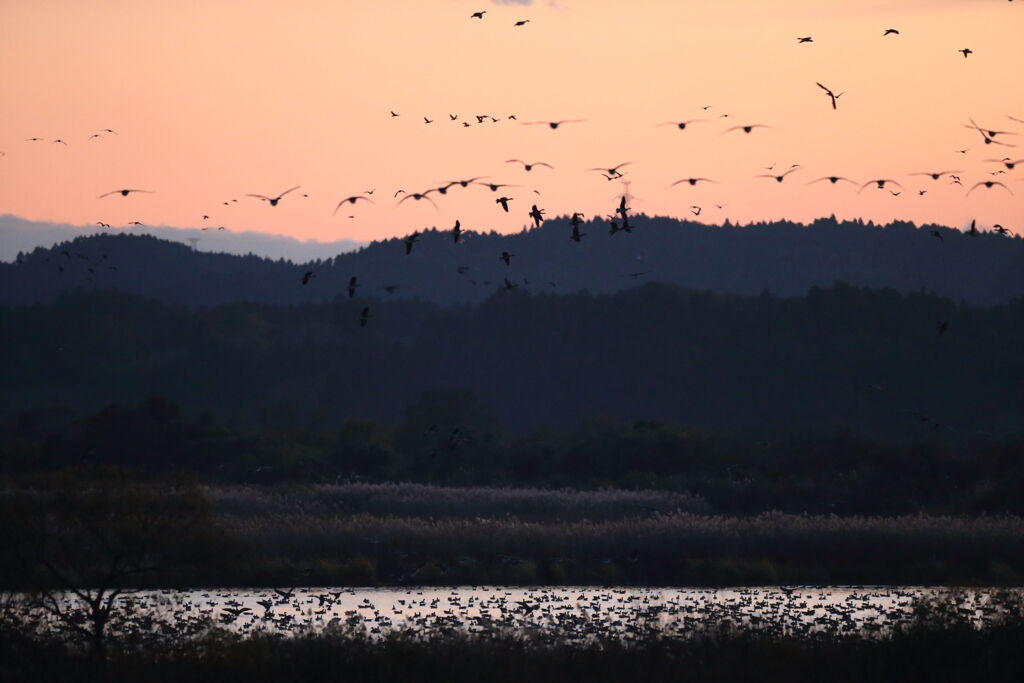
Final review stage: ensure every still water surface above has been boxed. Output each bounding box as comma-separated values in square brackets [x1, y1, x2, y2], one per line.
[56, 586, 1018, 641]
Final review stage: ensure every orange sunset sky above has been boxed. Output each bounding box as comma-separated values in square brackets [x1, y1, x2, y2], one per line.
[1, 0, 1022, 244]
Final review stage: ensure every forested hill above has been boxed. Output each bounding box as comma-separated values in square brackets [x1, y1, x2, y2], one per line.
[2, 215, 1022, 307]
[2, 283, 1022, 432]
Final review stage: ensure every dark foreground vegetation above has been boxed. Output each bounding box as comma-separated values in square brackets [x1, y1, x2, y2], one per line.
[2, 592, 1023, 683]
[3, 470, 1024, 589]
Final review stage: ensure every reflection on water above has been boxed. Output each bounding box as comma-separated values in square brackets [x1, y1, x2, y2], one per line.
[28, 586, 1021, 641]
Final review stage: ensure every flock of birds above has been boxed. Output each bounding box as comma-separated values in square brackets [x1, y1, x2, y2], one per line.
[6, 10, 1022, 333]
[24, 586, 1017, 644]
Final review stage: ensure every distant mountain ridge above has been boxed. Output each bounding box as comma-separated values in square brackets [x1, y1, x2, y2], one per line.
[1, 214, 1021, 307]
[0, 214, 365, 263]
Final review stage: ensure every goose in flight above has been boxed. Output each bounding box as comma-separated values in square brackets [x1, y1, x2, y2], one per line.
[496, 196, 513, 212]
[301, 271, 314, 285]
[883, 28, 900, 36]
[359, 307, 371, 328]
[452, 219, 463, 243]
[967, 180, 1012, 196]
[958, 48, 973, 58]
[506, 159, 553, 171]
[246, 186, 300, 206]
[816, 82, 843, 110]
[669, 177, 716, 187]
[985, 157, 1023, 170]
[476, 182, 519, 192]
[529, 204, 545, 227]
[756, 166, 801, 183]
[333, 195, 374, 215]
[908, 170, 961, 180]
[522, 119, 585, 129]
[658, 119, 705, 130]
[471, 11, 485, 19]
[569, 215, 586, 243]
[404, 231, 421, 254]
[797, 36, 813, 43]
[966, 118, 1017, 146]
[396, 190, 439, 209]
[724, 124, 772, 134]
[809, 176, 857, 186]
[97, 188, 154, 198]
[858, 179, 904, 193]
[514, 20, 530, 27]
[347, 276, 359, 299]
[500, 251, 513, 266]
[587, 162, 632, 177]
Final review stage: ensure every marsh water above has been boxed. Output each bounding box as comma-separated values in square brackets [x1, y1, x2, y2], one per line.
[34, 586, 1021, 642]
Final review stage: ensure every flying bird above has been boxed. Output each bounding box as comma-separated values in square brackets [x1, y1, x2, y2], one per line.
[658, 119, 705, 130]
[347, 276, 359, 299]
[883, 28, 900, 36]
[513, 20, 530, 27]
[522, 120, 585, 129]
[396, 191, 439, 209]
[958, 48, 973, 58]
[301, 271, 314, 285]
[985, 157, 1023, 170]
[967, 180, 1013, 195]
[587, 162, 633, 177]
[404, 232, 421, 254]
[858, 179, 905, 193]
[669, 177, 716, 187]
[471, 11, 485, 19]
[496, 196, 513, 212]
[816, 82, 843, 110]
[97, 189, 154, 198]
[529, 204, 545, 227]
[359, 307, 371, 328]
[809, 176, 857, 186]
[505, 159, 553, 171]
[246, 186, 300, 206]
[452, 219, 463, 243]
[724, 124, 772, 134]
[500, 251, 513, 266]
[333, 195, 374, 215]
[756, 166, 801, 183]
[797, 36, 813, 43]
[908, 170, 961, 180]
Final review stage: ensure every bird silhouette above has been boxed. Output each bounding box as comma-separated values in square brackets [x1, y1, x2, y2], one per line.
[756, 166, 801, 183]
[471, 11, 485, 19]
[967, 180, 1012, 195]
[452, 219, 463, 243]
[797, 36, 813, 43]
[958, 48, 973, 58]
[97, 189, 154, 198]
[883, 28, 900, 36]
[816, 82, 843, 110]
[246, 186, 300, 206]
[909, 170, 961, 180]
[496, 196, 513, 212]
[506, 159, 553, 171]
[724, 124, 772, 134]
[858, 179, 904, 193]
[359, 307, 371, 328]
[658, 119, 705, 130]
[500, 251, 513, 266]
[404, 232, 421, 254]
[333, 195, 374, 215]
[529, 204, 545, 227]
[513, 20, 530, 27]
[809, 176, 857, 186]
[985, 157, 1023, 170]
[522, 120, 585, 129]
[396, 191, 439, 209]
[347, 276, 359, 299]
[423, 117, 433, 124]
[477, 182, 519, 192]
[587, 162, 632, 177]
[669, 177, 716, 187]
[930, 230, 944, 242]
[301, 271, 314, 285]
